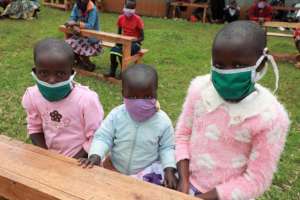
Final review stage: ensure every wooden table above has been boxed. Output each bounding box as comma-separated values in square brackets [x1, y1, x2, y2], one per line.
[170, 1, 209, 23]
[0, 134, 200, 200]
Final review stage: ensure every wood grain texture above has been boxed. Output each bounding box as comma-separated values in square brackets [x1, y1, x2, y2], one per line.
[0, 135, 200, 200]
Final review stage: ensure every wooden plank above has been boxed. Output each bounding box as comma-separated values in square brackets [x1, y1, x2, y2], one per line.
[272, 6, 300, 12]
[267, 32, 293, 38]
[264, 21, 300, 29]
[59, 25, 136, 45]
[0, 135, 199, 200]
[171, 2, 208, 9]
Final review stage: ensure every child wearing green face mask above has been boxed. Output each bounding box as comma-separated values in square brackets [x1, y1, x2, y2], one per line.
[22, 38, 104, 159]
[176, 21, 290, 200]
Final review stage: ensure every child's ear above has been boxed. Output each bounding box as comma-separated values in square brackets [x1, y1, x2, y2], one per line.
[32, 67, 37, 73]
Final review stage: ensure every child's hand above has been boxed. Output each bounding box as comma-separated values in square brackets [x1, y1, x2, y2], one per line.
[177, 178, 189, 194]
[65, 20, 77, 27]
[78, 154, 101, 168]
[72, 26, 81, 36]
[163, 167, 178, 190]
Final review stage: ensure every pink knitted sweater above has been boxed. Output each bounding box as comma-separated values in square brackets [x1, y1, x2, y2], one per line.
[175, 75, 290, 200]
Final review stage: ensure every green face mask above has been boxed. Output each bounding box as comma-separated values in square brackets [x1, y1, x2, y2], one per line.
[211, 48, 279, 101]
[32, 72, 75, 102]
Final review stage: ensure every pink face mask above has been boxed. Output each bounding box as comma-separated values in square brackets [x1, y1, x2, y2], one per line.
[124, 98, 157, 122]
[123, 8, 135, 18]
[257, 1, 267, 9]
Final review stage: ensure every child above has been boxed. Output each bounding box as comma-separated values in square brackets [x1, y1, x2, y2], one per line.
[248, 0, 273, 24]
[210, 0, 225, 23]
[294, 28, 300, 68]
[176, 21, 290, 200]
[105, 0, 144, 78]
[1, 0, 39, 19]
[223, 0, 240, 23]
[22, 39, 104, 159]
[80, 64, 177, 189]
[65, 0, 102, 72]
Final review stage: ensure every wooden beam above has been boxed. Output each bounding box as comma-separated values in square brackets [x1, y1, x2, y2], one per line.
[264, 21, 300, 29]
[267, 32, 293, 38]
[0, 135, 200, 200]
[59, 25, 136, 45]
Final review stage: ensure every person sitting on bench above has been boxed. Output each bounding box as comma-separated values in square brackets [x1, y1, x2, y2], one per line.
[248, 0, 273, 24]
[1, 0, 39, 19]
[105, 0, 144, 78]
[80, 64, 178, 189]
[223, 0, 240, 23]
[189, 0, 207, 23]
[22, 39, 104, 159]
[65, 0, 102, 72]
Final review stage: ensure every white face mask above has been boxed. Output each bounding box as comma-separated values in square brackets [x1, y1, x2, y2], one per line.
[123, 8, 135, 17]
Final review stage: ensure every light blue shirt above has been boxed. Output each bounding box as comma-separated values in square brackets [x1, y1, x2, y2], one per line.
[89, 105, 176, 175]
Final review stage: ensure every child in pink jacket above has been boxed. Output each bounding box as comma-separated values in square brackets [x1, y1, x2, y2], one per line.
[22, 39, 104, 159]
[176, 21, 290, 200]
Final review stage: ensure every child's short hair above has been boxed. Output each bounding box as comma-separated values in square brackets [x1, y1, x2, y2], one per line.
[122, 64, 158, 89]
[34, 38, 74, 65]
[213, 21, 266, 57]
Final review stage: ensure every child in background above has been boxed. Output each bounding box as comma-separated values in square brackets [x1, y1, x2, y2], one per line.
[223, 0, 240, 23]
[80, 64, 177, 189]
[22, 39, 104, 159]
[65, 0, 102, 72]
[294, 28, 300, 68]
[176, 21, 289, 200]
[105, 0, 144, 78]
[248, 0, 273, 24]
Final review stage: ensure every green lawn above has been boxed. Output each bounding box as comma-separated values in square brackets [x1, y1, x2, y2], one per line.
[0, 6, 299, 199]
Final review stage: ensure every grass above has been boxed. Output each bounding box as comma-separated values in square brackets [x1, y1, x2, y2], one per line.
[0, 6, 299, 199]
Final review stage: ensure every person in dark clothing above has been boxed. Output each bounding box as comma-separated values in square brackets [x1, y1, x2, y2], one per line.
[210, 0, 225, 23]
[223, 0, 240, 23]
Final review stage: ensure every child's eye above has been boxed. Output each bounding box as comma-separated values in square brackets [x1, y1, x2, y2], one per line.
[56, 72, 66, 77]
[38, 71, 48, 77]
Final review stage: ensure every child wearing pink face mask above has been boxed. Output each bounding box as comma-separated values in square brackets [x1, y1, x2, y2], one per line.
[80, 64, 178, 190]
[248, 0, 273, 23]
[105, 0, 144, 78]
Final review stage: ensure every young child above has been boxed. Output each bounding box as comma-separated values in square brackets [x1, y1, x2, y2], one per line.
[65, 0, 102, 72]
[80, 64, 177, 189]
[248, 0, 273, 24]
[294, 28, 300, 68]
[22, 39, 104, 159]
[223, 0, 240, 23]
[176, 21, 290, 200]
[105, 0, 144, 78]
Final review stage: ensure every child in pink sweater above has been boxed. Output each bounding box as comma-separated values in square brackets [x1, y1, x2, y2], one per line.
[176, 21, 290, 200]
[22, 39, 104, 159]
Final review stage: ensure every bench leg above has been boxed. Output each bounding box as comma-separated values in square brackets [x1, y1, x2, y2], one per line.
[202, 8, 207, 23]
[121, 42, 131, 72]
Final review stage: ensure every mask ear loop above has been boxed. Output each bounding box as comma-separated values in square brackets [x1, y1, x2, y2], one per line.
[263, 48, 280, 93]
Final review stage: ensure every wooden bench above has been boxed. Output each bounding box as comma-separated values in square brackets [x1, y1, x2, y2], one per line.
[272, 6, 300, 12]
[0, 134, 200, 200]
[263, 21, 300, 38]
[170, 1, 209, 23]
[59, 25, 149, 83]
[43, 0, 72, 10]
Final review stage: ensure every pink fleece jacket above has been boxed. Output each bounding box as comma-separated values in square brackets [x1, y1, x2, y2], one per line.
[22, 84, 104, 158]
[175, 75, 290, 200]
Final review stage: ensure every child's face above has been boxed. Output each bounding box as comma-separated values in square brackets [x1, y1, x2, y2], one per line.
[34, 54, 73, 84]
[123, 82, 157, 99]
[213, 45, 265, 71]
